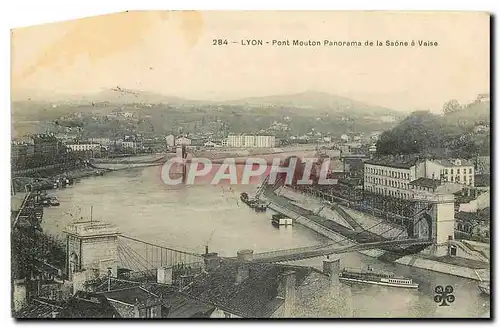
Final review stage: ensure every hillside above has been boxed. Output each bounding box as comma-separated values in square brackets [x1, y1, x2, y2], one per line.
[376, 103, 491, 159]
[220, 91, 400, 117]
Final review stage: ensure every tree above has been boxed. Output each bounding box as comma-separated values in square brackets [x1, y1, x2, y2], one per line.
[443, 99, 462, 115]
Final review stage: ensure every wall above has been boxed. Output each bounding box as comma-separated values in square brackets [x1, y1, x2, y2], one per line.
[459, 191, 490, 213]
[291, 272, 354, 318]
[12, 280, 27, 312]
[81, 236, 119, 277]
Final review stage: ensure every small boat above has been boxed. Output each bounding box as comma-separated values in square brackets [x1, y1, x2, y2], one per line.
[240, 192, 258, 209]
[271, 214, 293, 226]
[254, 203, 267, 212]
[339, 267, 419, 289]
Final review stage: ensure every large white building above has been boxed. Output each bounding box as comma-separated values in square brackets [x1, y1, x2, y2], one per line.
[363, 158, 418, 199]
[364, 158, 475, 200]
[422, 159, 475, 186]
[67, 143, 102, 152]
[226, 135, 275, 148]
[165, 135, 175, 147]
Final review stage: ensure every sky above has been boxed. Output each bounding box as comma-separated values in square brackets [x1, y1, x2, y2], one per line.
[11, 11, 490, 112]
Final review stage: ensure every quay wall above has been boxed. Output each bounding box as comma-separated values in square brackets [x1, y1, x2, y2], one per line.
[265, 189, 489, 282]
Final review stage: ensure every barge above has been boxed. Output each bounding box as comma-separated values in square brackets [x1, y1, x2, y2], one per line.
[339, 267, 419, 289]
[271, 214, 293, 227]
[240, 192, 267, 212]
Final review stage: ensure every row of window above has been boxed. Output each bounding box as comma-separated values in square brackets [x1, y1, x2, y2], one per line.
[365, 177, 410, 189]
[365, 167, 410, 180]
[365, 185, 411, 199]
[444, 168, 473, 175]
[388, 279, 413, 285]
[445, 175, 473, 184]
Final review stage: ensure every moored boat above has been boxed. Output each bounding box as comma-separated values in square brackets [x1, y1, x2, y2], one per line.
[271, 214, 293, 226]
[254, 203, 267, 212]
[339, 267, 419, 289]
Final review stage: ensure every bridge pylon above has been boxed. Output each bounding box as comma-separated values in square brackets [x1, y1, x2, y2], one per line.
[413, 193, 455, 256]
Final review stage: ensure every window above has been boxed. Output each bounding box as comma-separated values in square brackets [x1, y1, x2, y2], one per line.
[469, 168, 472, 174]
[451, 169, 454, 174]
[445, 169, 448, 174]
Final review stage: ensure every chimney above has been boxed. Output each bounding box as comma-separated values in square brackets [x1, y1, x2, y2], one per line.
[278, 270, 296, 317]
[235, 249, 253, 284]
[157, 266, 173, 284]
[202, 252, 220, 272]
[323, 256, 340, 284]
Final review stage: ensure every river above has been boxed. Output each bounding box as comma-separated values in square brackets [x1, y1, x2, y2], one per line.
[41, 166, 490, 318]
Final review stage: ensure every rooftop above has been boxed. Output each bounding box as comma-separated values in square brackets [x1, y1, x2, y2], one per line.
[432, 159, 474, 167]
[64, 220, 121, 238]
[14, 298, 64, 319]
[58, 292, 120, 318]
[409, 178, 442, 190]
[365, 157, 420, 169]
[182, 260, 317, 318]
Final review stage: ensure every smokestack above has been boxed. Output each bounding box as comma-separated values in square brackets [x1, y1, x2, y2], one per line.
[202, 252, 220, 272]
[235, 249, 254, 284]
[205, 245, 209, 255]
[323, 257, 340, 284]
[278, 270, 296, 317]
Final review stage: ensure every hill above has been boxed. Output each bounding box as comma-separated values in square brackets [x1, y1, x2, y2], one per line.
[376, 101, 491, 159]
[220, 91, 400, 117]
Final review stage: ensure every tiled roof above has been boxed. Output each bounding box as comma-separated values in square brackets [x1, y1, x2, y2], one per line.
[409, 178, 441, 190]
[57, 292, 120, 318]
[14, 298, 64, 319]
[432, 159, 474, 167]
[166, 294, 215, 318]
[182, 261, 314, 318]
[100, 286, 161, 307]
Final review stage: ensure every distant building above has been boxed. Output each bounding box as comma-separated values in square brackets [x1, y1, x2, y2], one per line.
[364, 158, 419, 199]
[175, 137, 192, 146]
[165, 135, 175, 147]
[32, 134, 66, 158]
[67, 143, 102, 152]
[473, 125, 489, 134]
[364, 157, 475, 199]
[88, 138, 113, 147]
[423, 159, 475, 186]
[204, 141, 219, 148]
[226, 135, 275, 148]
[121, 141, 140, 149]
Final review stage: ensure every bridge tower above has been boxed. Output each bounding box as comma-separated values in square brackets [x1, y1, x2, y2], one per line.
[413, 194, 455, 255]
[64, 220, 121, 281]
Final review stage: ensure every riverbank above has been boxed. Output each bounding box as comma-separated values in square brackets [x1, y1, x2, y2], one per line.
[264, 187, 490, 282]
[12, 166, 112, 193]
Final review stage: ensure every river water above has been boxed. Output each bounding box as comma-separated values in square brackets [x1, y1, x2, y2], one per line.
[41, 166, 490, 318]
